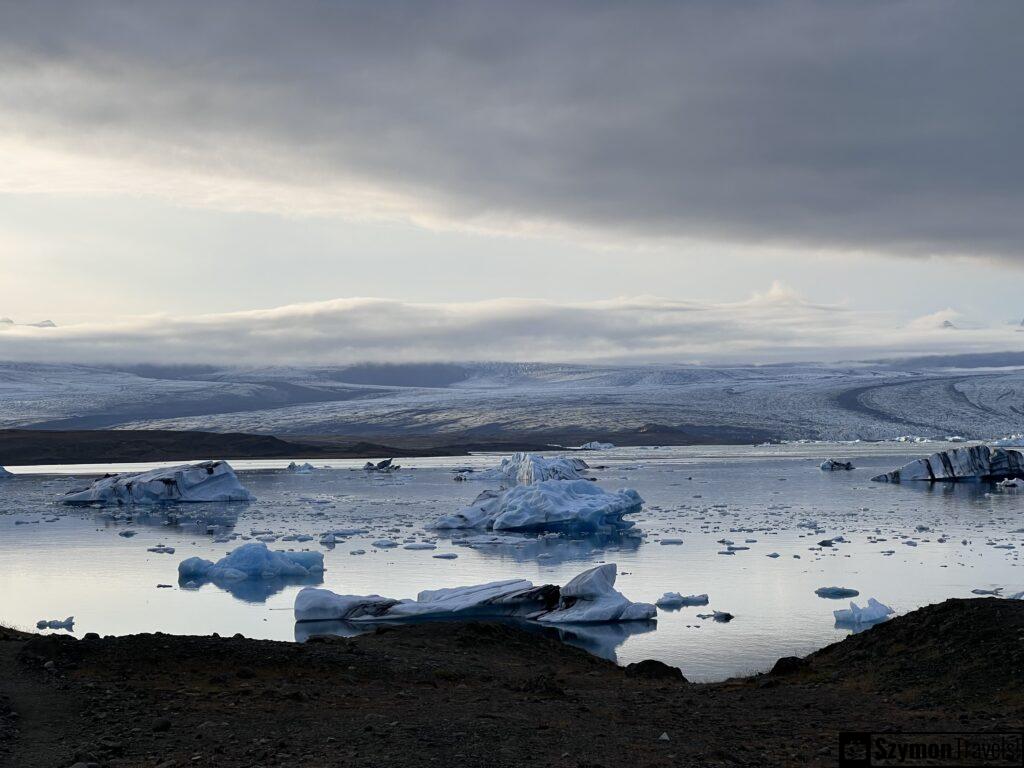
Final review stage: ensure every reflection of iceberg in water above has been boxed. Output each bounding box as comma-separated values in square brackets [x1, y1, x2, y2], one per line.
[293, 616, 655, 662]
[434, 530, 642, 564]
[98, 504, 240, 536]
[179, 571, 322, 603]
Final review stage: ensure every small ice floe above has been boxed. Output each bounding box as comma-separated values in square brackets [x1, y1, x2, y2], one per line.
[697, 611, 734, 622]
[659, 538, 684, 546]
[63, 461, 254, 505]
[372, 539, 399, 548]
[820, 459, 854, 471]
[970, 588, 1003, 596]
[833, 598, 893, 626]
[766, 552, 780, 558]
[147, 545, 176, 555]
[431, 480, 642, 533]
[815, 586, 860, 599]
[403, 543, 437, 550]
[178, 542, 324, 582]
[36, 617, 74, 630]
[655, 592, 709, 609]
[363, 459, 400, 473]
[287, 462, 316, 474]
[580, 441, 615, 451]
[433, 553, 458, 559]
[294, 563, 655, 625]
[118, 530, 137, 538]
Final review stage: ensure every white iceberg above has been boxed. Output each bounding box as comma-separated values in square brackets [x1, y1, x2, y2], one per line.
[994, 434, 1024, 447]
[655, 592, 708, 608]
[580, 441, 615, 451]
[64, 461, 255, 505]
[432, 480, 642, 533]
[833, 598, 894, 625]
[294, 563, 654, 625]
[479, 452, 590, 486]
[178, 542, 324, 582]
[287, 461, 316, 474]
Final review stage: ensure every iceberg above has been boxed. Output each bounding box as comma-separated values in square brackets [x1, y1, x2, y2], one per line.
[431, 480, 642, 533]
[815, 586, 860, 599]
[363, 459, 400, 473]
[64, 461, 255, 505]
[872, 446, 1024, 483]
[479, 452, 590, 486]
[580, 441, 615, 450]
[819, 459, 854, 471]
[178, 542, 324, 582]
[287, 461, 316, 474]
[36, 616, 74, 630]
[294, 563, 654, 626]
[833, 598, 894, 625]
[655, 592, 709, 608]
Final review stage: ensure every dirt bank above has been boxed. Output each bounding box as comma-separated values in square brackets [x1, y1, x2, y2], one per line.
[1, 598, 1021, 767]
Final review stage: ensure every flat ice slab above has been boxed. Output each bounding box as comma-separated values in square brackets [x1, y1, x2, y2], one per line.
[64, 461, 255, 505]
[432, 479, 642, 533]
[294, 563, 655, 625]
[872, 446, 1024, 483]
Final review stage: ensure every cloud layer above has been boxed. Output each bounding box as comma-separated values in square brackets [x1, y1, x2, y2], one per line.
[0, 288, 1018, 366]
[2, 1, 1022, 258]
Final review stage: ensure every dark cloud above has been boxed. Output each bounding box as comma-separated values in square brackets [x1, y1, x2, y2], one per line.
[1, 1, 1022, 257]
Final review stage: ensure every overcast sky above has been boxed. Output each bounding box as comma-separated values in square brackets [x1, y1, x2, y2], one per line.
[1, 1, 1022, 364]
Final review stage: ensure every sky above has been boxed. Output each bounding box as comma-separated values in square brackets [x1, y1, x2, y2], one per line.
[1, 1, 1022, 365]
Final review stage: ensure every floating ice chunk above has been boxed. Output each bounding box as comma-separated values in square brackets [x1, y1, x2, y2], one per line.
[820, 459, 854, 471]
[656, 592, 709, 608]
[477, 452, 590, 486]
[872, 446, 1024, 483]
[64, 461, 255, 505]
[403, 543, 437, 550]
[433, 553, 458, 559]
[833, 598, 894, 625]
[659, 538, 684, 546]
[1009, 591, 1024, 600]
[363, 459, 400, 473]
[178, 542, 324, 582]
[766, 552, 780, 558]
[294, 564, 653, 626]
[372, 539, 399, 548]
[287, 462, 316, 474]
[998, 477, 1024, 489]
[815, 586, 860, 599]
[536, 564, 656, 623]
[432, 481, 642, 533]
[994, 434, 1024, 447]
[36, 616, 74, 630]
[147, 545, 176, 554]
[580, 441, 615, 450]
[970, 587, 1003, 596]
[117, 530, 137, 538]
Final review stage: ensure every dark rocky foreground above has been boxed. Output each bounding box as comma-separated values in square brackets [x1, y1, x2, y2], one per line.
[1, 599, 1021, 768]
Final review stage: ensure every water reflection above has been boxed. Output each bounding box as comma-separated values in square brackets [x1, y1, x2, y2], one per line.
[435, 530, 643, 564]
[180, 571, 323, 603]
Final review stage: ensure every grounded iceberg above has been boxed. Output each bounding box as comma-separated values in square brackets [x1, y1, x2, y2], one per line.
[833, 598, 894, 625]
[872, 446, 1024, 483]
[294, 563, 655, 626]
[64, 461, 255, 505]
[479, 452, 590, 486]
[431, 480, 642, 533]
[179, 542, 323, 582]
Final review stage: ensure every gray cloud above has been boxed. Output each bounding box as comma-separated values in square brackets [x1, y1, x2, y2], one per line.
[1, 1, 1022, 258]
[0, 290, 1017, 365]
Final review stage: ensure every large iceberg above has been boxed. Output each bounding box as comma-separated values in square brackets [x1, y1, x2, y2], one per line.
[478, 453, 590, 486]
[64, 461, 255, 505]
[431, 479, 642, 533]
[294, 563, 655, 625]
[179, 542, 323, 582]
[872, 446, 1024, 483]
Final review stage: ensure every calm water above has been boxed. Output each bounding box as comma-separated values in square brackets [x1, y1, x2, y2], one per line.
[1, 443, 1021, 682]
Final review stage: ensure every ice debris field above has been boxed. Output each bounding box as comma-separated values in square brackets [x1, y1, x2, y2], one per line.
[2, 442, 1023, 681]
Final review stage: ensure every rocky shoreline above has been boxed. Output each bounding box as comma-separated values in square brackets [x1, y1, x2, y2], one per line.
[2, 598, 1021, 767]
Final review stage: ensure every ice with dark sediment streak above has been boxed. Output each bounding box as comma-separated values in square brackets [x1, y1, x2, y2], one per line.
[63, 461, 255, 505]
[294, 563, 655, 625]
[431, 480, 642, 533]
[871, 445, 1024, 483]
[819, 459, 854, 471]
